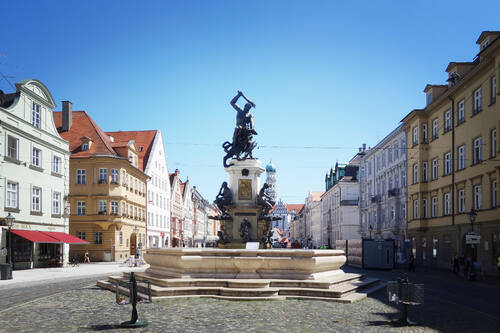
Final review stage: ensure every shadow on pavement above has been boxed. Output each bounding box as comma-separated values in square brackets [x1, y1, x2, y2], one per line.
[79, 324, 124, 331]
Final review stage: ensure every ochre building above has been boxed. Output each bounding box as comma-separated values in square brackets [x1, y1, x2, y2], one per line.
[402, 31, 500, 273]
[53, 103, 148, 261]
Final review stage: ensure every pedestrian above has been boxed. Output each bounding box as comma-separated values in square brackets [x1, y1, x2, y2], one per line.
[458, 254, 465, 277]
[496, 255, 500, 279]
[452, 254, 459, 275]
[408, 253, 415, 272]
[84, 250, 90, 263]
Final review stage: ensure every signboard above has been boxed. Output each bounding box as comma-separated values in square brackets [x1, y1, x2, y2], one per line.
[245, 242, 260, 250]
[465, 234, 481, 244]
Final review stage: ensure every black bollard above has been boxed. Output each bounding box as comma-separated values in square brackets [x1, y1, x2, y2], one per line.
[120, 272, 148, 328]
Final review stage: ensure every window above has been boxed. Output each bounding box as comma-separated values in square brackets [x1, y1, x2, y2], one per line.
[98, 168, 107, 184]
[111, 201, 119, 214]
[6, 182, 18, 208]
[458, 189, 465, 213]
[111, 169, 119, 183]
[432, 237, 438, 259]
[77, 231, 86, 240]
[94, 232, 103, 244]
[474, 185, 482, 210]
[473, 137, 482, 164]
[122, 170, 127, 185]
[422, 199, 427, 218]
[119, 232, 123, 245]
[432, 158, 438, 180]
[52, 192, 61, 215]
[31, 147, 42, 167]
[413, 200, 419, 219]
[394, 143, 399, 159]
[444, 153, 452, 175]
[444, 110, 451, 132]
[98, 200, 107, 214]
[77, 201, 86, 215]
[432, 119, 439, 139]
[491, 76, 496, 104]
[76, 169, 86, 184]
[81, 143, 89, 151]
[491, 129, 497, 158]
[444, 193, 450, 216]
[458, 145, 466, 170]
[52, 156, 61, 174]
[32, 187, 41, 212]
[413, 164, 418, 184]
[431, 196, 438, 217]
[32, 102, 41, 128]
[473, 87, 482, 114]
[492, 180, 497, 208]
[412, 127, 418, 145]
[422, 124, 428, 143]
[426, 92, 432, 105]
[7, 136, 19, 159]
[422, 162, 428, 182]
[457, 100, 465, 124]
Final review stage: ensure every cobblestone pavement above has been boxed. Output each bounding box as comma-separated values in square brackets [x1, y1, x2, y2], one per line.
[0, 284, 498, 333]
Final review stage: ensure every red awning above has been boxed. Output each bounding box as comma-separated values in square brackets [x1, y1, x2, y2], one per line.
[41, 231, 89, 244]
[9, 229, 89, 244]
[10, 229, 61, 243]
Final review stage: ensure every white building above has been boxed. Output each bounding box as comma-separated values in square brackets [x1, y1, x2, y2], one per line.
[321, 150, 364, 247]
[181, 180, 194, 247]
[192, 186, 209, 247]
[359, 125, 407, 246]
[304, 191, 323, 247]
[0, 79, 72, 269]
[105, 130, 171, 249]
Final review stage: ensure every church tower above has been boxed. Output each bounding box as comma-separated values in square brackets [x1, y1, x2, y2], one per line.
[265, 161, 277, 202]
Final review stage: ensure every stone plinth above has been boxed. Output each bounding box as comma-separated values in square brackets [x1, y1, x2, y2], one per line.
[144, 248, 346, 280]
[225, 159, 265, 206]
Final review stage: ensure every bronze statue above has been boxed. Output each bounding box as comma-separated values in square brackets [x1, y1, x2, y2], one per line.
[215, 181, 232, 216]
[239, 218, 252, 242]
[222, 91, 258, 167]
[257, 183, 276, 216]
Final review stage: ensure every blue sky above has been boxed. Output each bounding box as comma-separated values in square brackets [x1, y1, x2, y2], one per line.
[1, 1, 499, 202]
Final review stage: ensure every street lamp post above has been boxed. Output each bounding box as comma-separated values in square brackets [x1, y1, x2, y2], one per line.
[468, 209, 477, 261]
[369, 224, 373, 240]
[5, 213, 15, 279]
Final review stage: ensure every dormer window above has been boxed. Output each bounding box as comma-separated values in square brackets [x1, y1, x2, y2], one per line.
[426, 92, 433, 106]
[82, 143, 89, 151]
[481, 40, 489, 51]
[139, 146, 144, 152]
[32, 102, 41, 128]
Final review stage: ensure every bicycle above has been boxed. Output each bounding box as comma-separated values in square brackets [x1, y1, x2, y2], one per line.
[69, 256, 80, 267]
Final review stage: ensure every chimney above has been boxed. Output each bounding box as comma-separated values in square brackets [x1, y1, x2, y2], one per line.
[62, 101, 73, 132]
[363, 143, 366, 151]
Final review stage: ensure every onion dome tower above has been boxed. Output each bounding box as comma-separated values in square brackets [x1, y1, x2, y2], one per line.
[265, 161, 277, 203]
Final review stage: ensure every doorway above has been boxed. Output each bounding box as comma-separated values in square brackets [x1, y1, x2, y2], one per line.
[130, 233, 137, 256]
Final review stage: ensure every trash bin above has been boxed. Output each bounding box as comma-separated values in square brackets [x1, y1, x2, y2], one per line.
[0, 263, 13, 280]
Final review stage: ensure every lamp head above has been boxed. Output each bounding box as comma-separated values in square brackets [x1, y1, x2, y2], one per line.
[5, 213, 14, 227]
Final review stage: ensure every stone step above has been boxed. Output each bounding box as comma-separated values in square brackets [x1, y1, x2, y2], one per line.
[270, 273, 362, 289]
[96, 280, 152, 301]
[278, 277, 380, 298]
[219, 287, 279, 297]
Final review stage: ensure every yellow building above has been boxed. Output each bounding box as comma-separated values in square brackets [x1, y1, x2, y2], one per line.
[53, 102, 148, 261]
[402, 31, 500, 273]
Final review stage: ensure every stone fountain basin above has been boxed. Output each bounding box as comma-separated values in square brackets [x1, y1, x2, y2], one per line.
[144, 248, 346, 280]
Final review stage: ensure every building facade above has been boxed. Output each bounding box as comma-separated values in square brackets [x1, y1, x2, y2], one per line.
[106, 130, 171, 249]
[169, 170, 184, 247]
[1, 79, 71, 268]
[321, 154, 363, 248]
[54, 106, 148, 261]
[303, 191, 323, 248]
[402, 31, 500, 273]
[359, 126, 407, 251]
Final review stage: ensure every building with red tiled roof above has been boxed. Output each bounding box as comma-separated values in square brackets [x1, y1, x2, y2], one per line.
[106, 130, 172, 249]
[53, 103, 148, 261]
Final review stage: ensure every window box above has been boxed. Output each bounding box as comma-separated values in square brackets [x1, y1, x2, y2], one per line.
[4, 156, 21, 165]
[29, 164, 44, 172]
[4, 207, 20, 213]
[98, 179, 107, 184]
[98, 211, 107, 215]
[31, 211, 43, 216]
[472, 108, 482, 116]
[110, 181, 119, 185]
[51, 171, 63, 178]
[51, 214, 61, 218]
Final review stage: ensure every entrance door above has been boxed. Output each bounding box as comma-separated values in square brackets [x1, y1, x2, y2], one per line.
[130, 233, 137, 256]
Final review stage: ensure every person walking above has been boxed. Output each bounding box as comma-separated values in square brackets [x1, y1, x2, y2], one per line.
[408, 253, 415, 272]
[452, 254, 459, 275]
[84, 250, 90, 263]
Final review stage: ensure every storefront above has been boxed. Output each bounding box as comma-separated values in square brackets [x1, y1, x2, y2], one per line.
[8, 229, 88, 269]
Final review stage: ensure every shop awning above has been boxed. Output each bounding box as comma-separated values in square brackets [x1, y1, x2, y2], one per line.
[9, 229, 89, 244]
[41, 231, 89, 244]
[10, 229, 61, 243]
